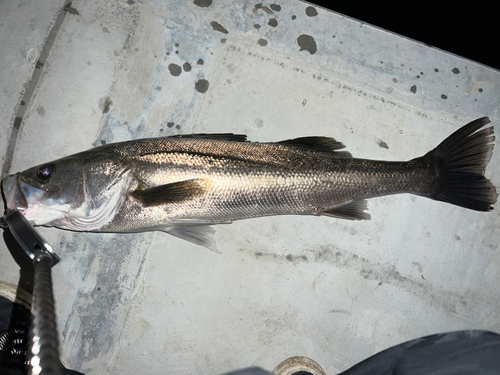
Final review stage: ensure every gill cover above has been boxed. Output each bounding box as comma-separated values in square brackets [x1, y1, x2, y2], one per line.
[64, 153, 133, 231]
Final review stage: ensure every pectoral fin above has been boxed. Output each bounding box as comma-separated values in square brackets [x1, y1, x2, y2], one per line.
[132, 179, 209, 207]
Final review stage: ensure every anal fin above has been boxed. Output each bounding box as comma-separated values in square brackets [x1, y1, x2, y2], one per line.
[320, 200, 371, 221]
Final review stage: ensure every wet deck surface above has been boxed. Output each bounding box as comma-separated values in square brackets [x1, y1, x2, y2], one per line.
[1, 1, 499, 374]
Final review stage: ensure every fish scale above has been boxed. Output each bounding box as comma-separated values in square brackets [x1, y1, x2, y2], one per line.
[102, 147, 434, 228]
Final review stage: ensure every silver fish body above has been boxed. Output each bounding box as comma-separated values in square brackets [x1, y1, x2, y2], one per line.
[1, 118, 497, 251]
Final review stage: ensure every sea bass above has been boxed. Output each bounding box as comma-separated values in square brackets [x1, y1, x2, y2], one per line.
[1, 117, 497, 252]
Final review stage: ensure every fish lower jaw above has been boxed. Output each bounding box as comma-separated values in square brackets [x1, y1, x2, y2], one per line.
[22, 204, 72, 227]
[7, 207, 26, 215]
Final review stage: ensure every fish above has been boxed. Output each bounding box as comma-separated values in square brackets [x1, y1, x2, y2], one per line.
[1, 117, 497, 252]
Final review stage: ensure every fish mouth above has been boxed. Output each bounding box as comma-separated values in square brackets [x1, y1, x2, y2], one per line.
[1, 174, 28, 228]
[1, 174, 28, 215]
[2, 174, 75, 227]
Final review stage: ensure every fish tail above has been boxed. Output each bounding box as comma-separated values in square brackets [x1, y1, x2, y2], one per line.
[417, 117, 497, 211]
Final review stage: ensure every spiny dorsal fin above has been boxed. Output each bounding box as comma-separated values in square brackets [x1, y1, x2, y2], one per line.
[320, 200, 371, 220]
[131, 179, 209, 207]
[278, 136, 352, 158]
[170, 133, 248, 142]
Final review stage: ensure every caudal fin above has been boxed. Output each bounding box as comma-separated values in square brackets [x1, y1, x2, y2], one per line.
[419, 117, 497, 211]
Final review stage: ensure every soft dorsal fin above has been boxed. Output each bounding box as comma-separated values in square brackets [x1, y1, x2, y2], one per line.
[278, 136, 352, 158]
[170, 133, 248, 142]
[132, 179, 209, 207]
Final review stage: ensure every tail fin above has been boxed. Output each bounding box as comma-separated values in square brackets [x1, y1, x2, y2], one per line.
[418, 117, 497, 211]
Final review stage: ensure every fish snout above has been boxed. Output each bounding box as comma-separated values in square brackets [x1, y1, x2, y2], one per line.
[1, 174, 27, 211]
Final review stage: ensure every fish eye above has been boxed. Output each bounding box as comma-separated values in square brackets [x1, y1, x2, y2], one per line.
[36, 165, 54, 181]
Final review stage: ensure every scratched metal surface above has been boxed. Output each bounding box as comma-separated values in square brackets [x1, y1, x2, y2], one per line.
[0, 1, 499, 374]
